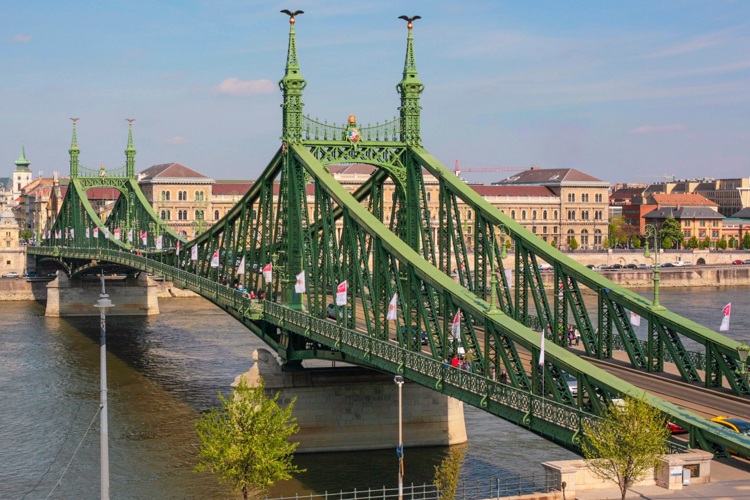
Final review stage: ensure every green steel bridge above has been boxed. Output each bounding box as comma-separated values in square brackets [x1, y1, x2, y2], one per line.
[28, 15, 750, 458]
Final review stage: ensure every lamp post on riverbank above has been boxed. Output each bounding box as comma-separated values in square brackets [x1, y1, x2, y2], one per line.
[394, 374, 404, 500]
[94, 275, 114, 500]
[644, 224, 661, 308]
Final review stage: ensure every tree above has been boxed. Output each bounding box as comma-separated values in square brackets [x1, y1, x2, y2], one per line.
[20, 229, 33, 242]
[569, 236, 579, 251]
[661, 236, 673, 250]
[195, 378, 303, 499]
[581, 396, 670, 500]
[742, 232, 750, 250]
[685, 235, 699, 249]
[659, 216, 683, 249]
[717, 236, 728, 250]
[433, 445, 466, 500]
[608, 216, 628, 248]
[729, 236, 737, 249]
[631, 238, 641, 249]
[702, 236, 711, 249]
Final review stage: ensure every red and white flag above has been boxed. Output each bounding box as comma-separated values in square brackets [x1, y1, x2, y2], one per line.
[93, 227, 99, 238]
[386, 293, 398, 321]
[210, 250, 220, 268]
[176, 240, 181, 255]
[335, 280, 347, 306]
[55, 230, 61, 239]
[114, 227, 121, 240]
[191, 245, 198, 261]
[451, 309, 461, 339]
[720, 303, 731, 332]
[539, 332, 546, 367]
[156, 235, 163, 250]
[262, 263, 273, 283]
[630, 311, 641, 327]
[140, 230, 147, 245]
[295, 270, 306, 294]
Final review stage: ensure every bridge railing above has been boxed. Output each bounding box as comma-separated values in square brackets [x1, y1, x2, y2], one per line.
[302, 115, 400, 142]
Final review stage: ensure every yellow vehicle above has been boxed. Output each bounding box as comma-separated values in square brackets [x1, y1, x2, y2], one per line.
[711, 416, 750, 436]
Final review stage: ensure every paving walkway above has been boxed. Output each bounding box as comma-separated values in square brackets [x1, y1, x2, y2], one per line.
[574, 458, 750, 499]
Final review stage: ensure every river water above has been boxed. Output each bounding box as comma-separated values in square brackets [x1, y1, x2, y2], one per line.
[2, 286, 749, 499]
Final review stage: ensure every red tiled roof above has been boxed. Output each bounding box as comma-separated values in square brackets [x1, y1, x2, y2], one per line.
[139, 162, 210, 180]
[651, 193, 716, 208]
[497, 168, 604, 184]
[83, 187, 122, 200]
[212, 183, 254, 196]
[471, 185, 556, 197]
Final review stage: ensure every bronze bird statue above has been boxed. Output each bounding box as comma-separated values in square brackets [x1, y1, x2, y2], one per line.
[281, 9, 304, 23]
[398, 15, 421, 28]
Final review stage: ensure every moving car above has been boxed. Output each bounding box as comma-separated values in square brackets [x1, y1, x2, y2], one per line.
[732, 260, 744, 265]
[400, 325, 428, 346]
[23, 272, 40, 278]
[711, 416, 750, 435]
[326, 303, 351, 319]
[661, 263, 675, 268]
[744, 260, 750, 265]
[667, 421, 687, 434]
[2, 271, 19, 278]
[624, 263, 638, 269]
[562, 371, 578, 396]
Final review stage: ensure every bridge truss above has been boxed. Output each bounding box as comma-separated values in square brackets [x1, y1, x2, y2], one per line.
[30, 15, 750, 457]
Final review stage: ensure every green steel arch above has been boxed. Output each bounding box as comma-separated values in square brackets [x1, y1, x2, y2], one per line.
[30, 15, 750, 457]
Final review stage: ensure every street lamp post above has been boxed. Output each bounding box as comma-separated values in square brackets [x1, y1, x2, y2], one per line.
[394, 375, 404, 500]
[737, 344, 750, 383]
[94, 275, 114, 500]
[644, 224, 661, 308]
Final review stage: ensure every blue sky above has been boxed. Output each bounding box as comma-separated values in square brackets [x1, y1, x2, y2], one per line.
[2, 1, 749, 184]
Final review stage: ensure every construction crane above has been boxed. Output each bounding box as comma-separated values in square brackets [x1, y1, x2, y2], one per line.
[453, 160, 530, 177]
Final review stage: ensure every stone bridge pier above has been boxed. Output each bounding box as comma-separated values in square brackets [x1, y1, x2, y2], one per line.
[45, 272, 159, 317]
[239, 348, 468, 453]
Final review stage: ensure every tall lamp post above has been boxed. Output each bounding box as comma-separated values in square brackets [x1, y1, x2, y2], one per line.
[737, 344, 750, 383]
[94, 275, 114, 500]
[643, 224, 661, 308]
[394, 375, 404, 500]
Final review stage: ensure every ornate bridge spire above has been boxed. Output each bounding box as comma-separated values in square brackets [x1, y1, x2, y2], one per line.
[397, 16, 424, 146]
[69, 118, 80, 178]
[279, 9, 307, 144]
[125, 119, 136, 178]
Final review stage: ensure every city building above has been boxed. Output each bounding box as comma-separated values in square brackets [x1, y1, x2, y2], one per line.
[643, 193, 724, 247]
[645, 177, 750, 218]
[0, 208, 24, 275]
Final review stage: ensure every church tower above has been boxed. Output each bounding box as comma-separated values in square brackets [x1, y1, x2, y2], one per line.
[12, 147, 32, 199]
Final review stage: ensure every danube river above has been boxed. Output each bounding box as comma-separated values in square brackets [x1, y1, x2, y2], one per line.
[2, 286, 749, 499]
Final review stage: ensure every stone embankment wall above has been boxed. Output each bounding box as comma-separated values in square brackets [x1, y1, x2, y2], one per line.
[0, 277, 197, 301]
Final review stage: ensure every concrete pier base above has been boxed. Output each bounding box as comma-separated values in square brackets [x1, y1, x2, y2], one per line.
[239, 348, 468, 453]
[45, 272, 160, 317]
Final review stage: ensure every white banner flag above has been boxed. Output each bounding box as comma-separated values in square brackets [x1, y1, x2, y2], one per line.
[210, 250, 220, 268]
[236, 255, 246, 275]
[176, 241, 181, 255]
[104, 227, 109, 239]
[295, 270, 306, 294]
[140, 230, 147, 245]
[720, 303, 731, 332]
[128, 229, 133, 243]
[113, 228, 121, 240]
[539, 332, 546, 367]
[93, 227, 99, 238]
[262, 263, 273, 283]
[191, 245, 198, 261]
[451, 308, 461, 339]
[630, 311, 641, 327]
[335, 280, 347, 306]
[69, 228, 74, 239]
[156, 235, 163, 250]
[387, 293, 398, 321]
[85, 227, 90, 239]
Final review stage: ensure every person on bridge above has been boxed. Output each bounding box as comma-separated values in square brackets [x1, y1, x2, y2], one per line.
[499, 370, 508, 384]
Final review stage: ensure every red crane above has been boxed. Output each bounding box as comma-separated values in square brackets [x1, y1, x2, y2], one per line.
[453, 160, 530, 176]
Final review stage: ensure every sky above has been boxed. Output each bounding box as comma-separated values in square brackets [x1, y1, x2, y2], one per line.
[2, 1, 750, 185]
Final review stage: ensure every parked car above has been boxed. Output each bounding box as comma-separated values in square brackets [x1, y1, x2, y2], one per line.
[732, 260, 744, 265]
[538, 264, 553, 271]
[2, 271, 19, 278]
[400, 325, 428, 346]
[624, 263, 637, 269]
[326, 303, 351, 319]
[586, 264, 596, 269]
[562, 371, 578, 396]
[671, 261, 686, 267]
[637, 263, 650, 269]
[23, 272, 40, 278]
[667, 421, 688, 434]
[744, 260, 750, 265]
[609, 264, 623, 270]
[661, 263, 675, 268]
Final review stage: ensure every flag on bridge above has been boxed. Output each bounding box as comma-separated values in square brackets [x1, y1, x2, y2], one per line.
[69, 228, 74, 239]
[85, 227, 89, 239]
[93, 227, 99, 238]
[127, 229, 133, 243]
[451, 309, 461, 339]
[387, 293, 398, 321]
[335, 280, 347, 306]
[140, 230, 147, 245]
[176, 240, 181, 255]
[210, 250, 219, 268]
[295, 270, 306, 294]
[55, 230, 61, 239]
[191, 245, 198, 261]
[262, 263, 273, 283]
[539, 332, 546, 367]
[114, 227, 121, 240]
[236, 255, 245, 275]
[630, 311, 641, 327]
[156, 235, 163, 250]
[720, 303, 731, 332]
[104, 228, 110, 239]
[504, 269, 513, 288]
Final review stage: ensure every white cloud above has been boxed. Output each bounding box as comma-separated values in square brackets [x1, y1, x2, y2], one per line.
[629, 124, 686, 135]
[12, 34, 31, 43]
[643, 30, 731, 59]
[213, 77, 275, 97]
[163, 136, 188, 144]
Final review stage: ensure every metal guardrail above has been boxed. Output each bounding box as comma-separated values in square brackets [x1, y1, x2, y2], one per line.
[265, 484, 439, 500]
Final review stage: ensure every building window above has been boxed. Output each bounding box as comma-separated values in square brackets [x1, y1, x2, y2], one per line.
[712, 230, 719, 238]
[195, 191, 205, 202]
[582, 193, 589, 202]
[532, 226, 537, 234]
[178, 190, 188, 201]
[467, 209, 472, 220]
[594, 229, 602, 246]
[581, 229, 589, 246]
[214, 210, 220, 220]
[685, 220, 691, 227]
[567, 210, 575, 220]
[160, 191, 170, 202]
[195, 210, 204, 221]
[511, 210, 516, 219]
[521, 210, 527, 220]
[699, 220, 706, 227]
[532, 210, 538, 220]
[568, 193, 576, 202]
[581, 211, 589, 220]
[567, 229, 575, 246]
[553, 210, 558, 220]
[595, 193, 603, 203]
[684, 230, 691, 237]
[543, 210, 548, 220]
[426, 192, 431, 202]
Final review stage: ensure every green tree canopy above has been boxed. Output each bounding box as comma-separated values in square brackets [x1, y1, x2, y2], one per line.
[569, 236, 579, 251]
[658, 217, 683, 249]
[742, 232, 750, 250]
[685, 235, 699, 249]
[195, 377, 303, 499]
[433, 446, 466, 500]
[717, 236, 728, 250]
[582, 396, 670, 500]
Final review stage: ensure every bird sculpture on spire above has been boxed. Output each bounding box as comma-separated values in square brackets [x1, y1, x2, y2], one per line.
[126, 118, 135, 125]
[398, 15, 421, 29]
[281, 9, 304, 24]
